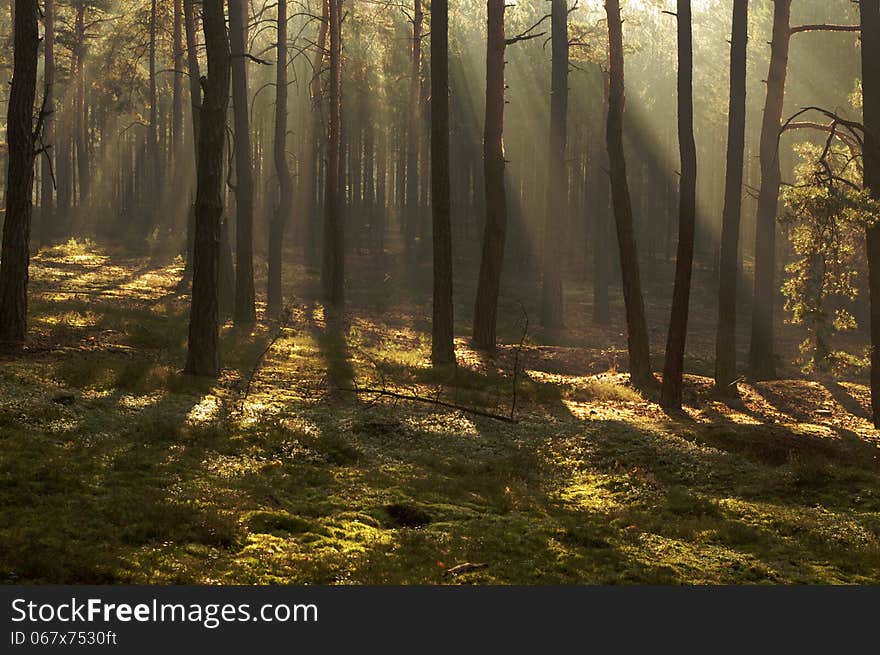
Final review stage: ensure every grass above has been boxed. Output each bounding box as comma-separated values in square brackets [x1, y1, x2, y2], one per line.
[2, 241, 880, 584]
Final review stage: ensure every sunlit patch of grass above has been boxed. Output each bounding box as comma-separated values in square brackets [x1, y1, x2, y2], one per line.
[4, 242, 880, 584]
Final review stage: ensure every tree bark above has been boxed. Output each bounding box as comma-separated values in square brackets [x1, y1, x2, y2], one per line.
[592, 67, 611, 326]
[0, 0, 39, 346]
[322, 0, 344, 307]
[472, 0, 507, 351]
[148, 0, 160, 200]
[229, 0, 256, 327]
[304, 0, 329, 269]
[268, 0, 293, 316]
[604, 0, 652, 388]
[661, 0, 698, 410]
[405, 0, 423, 252]
[431, 0, 455, 365]
[74, 4, 89, 205]
[540, 0, 569, 330]
[714, 0, 748, 392]
[861, 0, 880, 426]
[182, 0, 202, 274]
[172, 0, 184, 156]
[749, 0, 790, 380]
[185, 0, 231, 377]
[39, 0, 55, 246]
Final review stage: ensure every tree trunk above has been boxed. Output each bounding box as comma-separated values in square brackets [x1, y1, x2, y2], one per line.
[405, 0, 423, 252]
[268, 0, 293, 317]
[183, 0, 202, 274]
[185, 0, 231, 377]
[74, 4, 89, 206]
[0, 0, 39, 346]
[472, 0, 507, 351]
[172, 0, 184, 156]
[540, 0, 568, 330]
[604, 0, 652, 388]
[661, 0, 698, 410]
[322, 0, 344, 307]
[592, 68, 611, 326]
[714, 0, 748, 392]
[305, 0, 329, 268]
[861, 0, 880, 426]
[375, 124, 387, 254]
[39, 0, 55, 247]
[148, 0, 159, 202]
[749, 0, 790, 380]
[229, 0, 256, 327]
[431, 0, 455, 365]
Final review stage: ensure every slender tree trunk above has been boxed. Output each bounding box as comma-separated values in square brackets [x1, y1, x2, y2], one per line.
[172, 0, 184, 156]
[540, 0, 569, 330]
[861, 0, 880, 426]
[183, 0, 202, 274]
[472, 0, 507, 351]
[268, 0, 293, 316]
[661, 0, 698, 410]
[431, 0, 455, 365]
[364, 116, 375, 251]
[375, 124, 387, 254]
[74, 4, 89, 206]
[39, 0, 55, 247]
[0, 0, 39, 346]
[149, 0, 160, 201]
[322, 0, 344, 307]
[229, 0, 256, 326]
[404, 0, 423, 252]
[715, 0, 748, 392]
[604, 0, 652, 388]
[592, 68, 611, 326]
[185, 0, 231, 377]
[749, 0, 790, 380]
[305, 0, 329, 268]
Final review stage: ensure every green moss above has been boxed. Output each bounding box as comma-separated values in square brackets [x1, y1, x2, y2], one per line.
[3, 242, 880, 584]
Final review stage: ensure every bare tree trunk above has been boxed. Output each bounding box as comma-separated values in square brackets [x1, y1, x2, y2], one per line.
[0, 0, 39, 346]
[540, 0, 568, 330]
[404, 0, 423, 252]
[74, 4, 89, 206]
[749, 0, 790, 380]
[592, 68, 611, 326]
[304, 0, 328, 268]
[39, 0, 55, 247]
[861, 0, 880, 426]
[661, 0, 698, 410]
[322, 0, 344, 307]
[472, 0, 507, 351]
[148, 0, 160, 202]
[185, 0, 231, 377]
[431, 0, 455, 365]
[182, 0, 202, 274]
[604, 0, 652, 388]
[268, 0, 293, 316]
[229, 0, 256, 327]
[375, 124, 387, 254]
[172, 0, 184, 156]
[714, 0, 748, 392]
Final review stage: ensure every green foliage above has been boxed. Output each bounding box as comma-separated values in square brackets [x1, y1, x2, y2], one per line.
[781, 143, 877, 374]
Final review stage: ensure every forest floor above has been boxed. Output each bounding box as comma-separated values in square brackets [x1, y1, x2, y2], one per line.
[2, 239, 880, 584]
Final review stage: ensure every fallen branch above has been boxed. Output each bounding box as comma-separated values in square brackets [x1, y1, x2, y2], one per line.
[239, 308, 292, 411]
[337, 387, 519, 423]
[444, 562, 489, 577]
